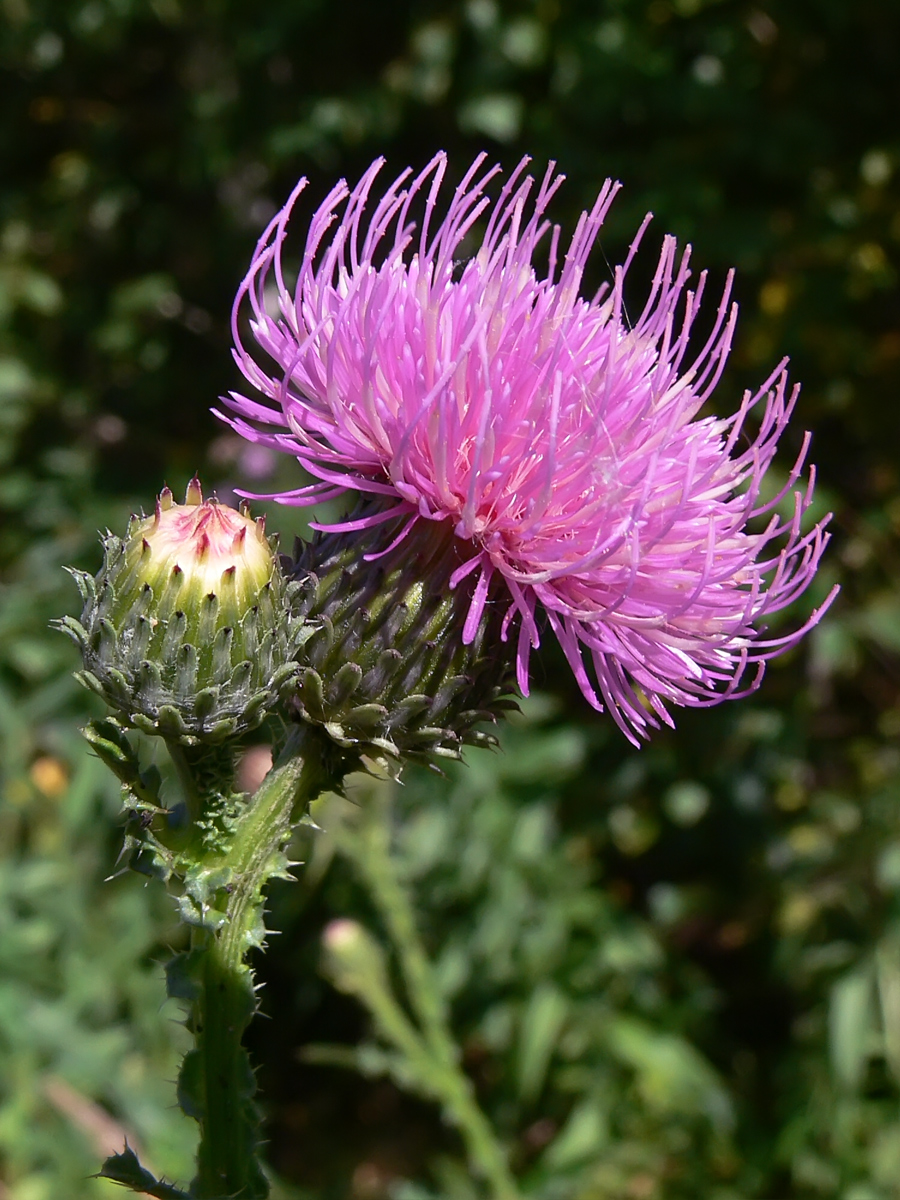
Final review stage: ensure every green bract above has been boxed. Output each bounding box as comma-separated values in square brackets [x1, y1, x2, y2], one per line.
[287, 505, 518, 771]
[58, 480, 304, 743]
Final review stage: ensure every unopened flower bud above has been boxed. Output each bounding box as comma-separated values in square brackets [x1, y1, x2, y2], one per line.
[322, 918, 365, 953]
[320, 919, 390, 998]
[58, 480, 304, 743]
[288, 504, 517, 769]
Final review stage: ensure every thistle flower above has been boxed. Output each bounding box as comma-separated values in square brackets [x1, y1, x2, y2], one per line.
[219, 153, 836, 743]
[59, 481, 303, 743]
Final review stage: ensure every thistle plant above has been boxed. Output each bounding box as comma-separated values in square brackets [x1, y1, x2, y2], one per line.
[60, 479, 520, 1198]
[58, 482, 334, 1199]
[61, 153, 836, 1198]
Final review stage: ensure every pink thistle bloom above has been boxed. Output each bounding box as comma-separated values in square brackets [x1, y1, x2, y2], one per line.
[218, 153, 837, 744]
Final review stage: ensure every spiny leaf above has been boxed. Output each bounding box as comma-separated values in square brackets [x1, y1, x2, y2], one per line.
[96, 1144, 190, 1199]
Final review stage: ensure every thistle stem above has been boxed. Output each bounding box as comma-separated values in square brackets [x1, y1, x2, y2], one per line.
[191, 927, 266, 1199]
[350, 801, 521, 1200]
[174, 724, 332, 1200]
[438, 1076, 521, 1200]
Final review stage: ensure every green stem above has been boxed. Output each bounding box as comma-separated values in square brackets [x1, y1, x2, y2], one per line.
[352, 803, 521, 1200]
[167, 740, 208, 825]
[177, 724, 332, 1200]
[358, 814, 455, 1062]
[191, 926, 265, 1199]
[439, 1075, 521, 1200]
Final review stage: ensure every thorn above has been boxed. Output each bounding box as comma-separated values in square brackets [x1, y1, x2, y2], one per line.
[256, 514, 266, 535]
[222, 565, 236, 582]
[239, 500, 251, 517]
[142, 537, 152, 555]
[195, 532, 210, 559]
[172, 564, 183, 577]
[232, 526, 247, 552]
[103, 865, 132, 882]
[186, 476, 203, 506]
[159, 485, 174, 511]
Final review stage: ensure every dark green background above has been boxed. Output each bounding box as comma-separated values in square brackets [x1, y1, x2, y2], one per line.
[2, 1, 899, 1197]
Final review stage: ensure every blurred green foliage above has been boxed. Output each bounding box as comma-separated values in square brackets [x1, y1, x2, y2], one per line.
[2, 0, 900, 1196]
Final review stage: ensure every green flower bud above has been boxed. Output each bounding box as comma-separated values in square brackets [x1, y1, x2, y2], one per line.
[287, 505, 518, 770]
[320, 919, 391, 1001]
[58, 480, 303, 743]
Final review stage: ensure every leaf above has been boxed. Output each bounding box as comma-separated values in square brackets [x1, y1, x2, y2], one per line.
[829, 964, 876, 1091]
[605, 1016, 734, 1132]
[877, 934, 900, 1086]
[97, 1144, 190, 1198]
[541, 1098, 609, 1170]
[516, 982, 568, 1104]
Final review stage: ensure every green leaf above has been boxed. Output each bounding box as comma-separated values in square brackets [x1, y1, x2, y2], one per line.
[829, 965, 875, 1091]
[541, 1098, 609, 1170]
[97, 1144, 190, 1198]
[605, 1016, 734, 1132]
[516, 982, 568, 1104]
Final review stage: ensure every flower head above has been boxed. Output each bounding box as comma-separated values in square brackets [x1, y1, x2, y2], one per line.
[58, 481, 303, 743]
[219, 153, 836, 743]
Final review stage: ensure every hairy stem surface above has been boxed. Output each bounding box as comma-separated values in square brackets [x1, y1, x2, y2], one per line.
[178, 725, 332, 1199]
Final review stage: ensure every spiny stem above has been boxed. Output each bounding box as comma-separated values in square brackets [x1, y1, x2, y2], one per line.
[190, 927, 265, 1199]
[174, 724, 333, 1200]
